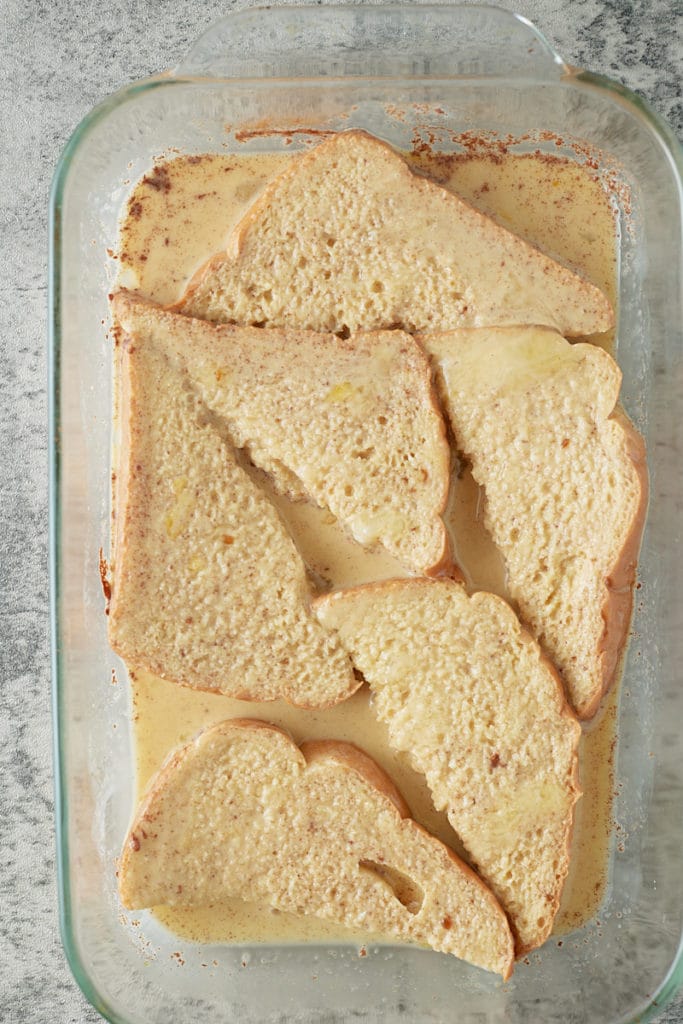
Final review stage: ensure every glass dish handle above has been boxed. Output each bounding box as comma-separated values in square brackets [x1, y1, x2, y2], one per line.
[173, 4, 569, 81]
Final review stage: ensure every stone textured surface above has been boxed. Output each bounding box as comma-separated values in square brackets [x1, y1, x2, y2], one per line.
[1, 0, 680, 1021]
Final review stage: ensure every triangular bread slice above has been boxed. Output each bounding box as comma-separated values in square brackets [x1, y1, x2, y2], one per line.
[423, 326, 648, 718]
[314, 578, 582, 955]
[119, 718, 515, 978]
[113, 290, 452, 576]
[108, 312, 358, 707]
[177, 129, 613, 338]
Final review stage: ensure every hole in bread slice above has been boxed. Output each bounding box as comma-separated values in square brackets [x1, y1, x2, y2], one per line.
[359, 859, 424, 915]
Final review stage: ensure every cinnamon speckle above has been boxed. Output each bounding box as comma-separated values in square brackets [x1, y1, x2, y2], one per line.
[143, 165, 172, 193]
[98, 548, 111, 604]
[234, 126, 334, 144]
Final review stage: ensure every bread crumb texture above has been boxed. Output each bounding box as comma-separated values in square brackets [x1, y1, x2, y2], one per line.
[112, 291, 450, 575]
[178, 130, 613, 338]
[314, 578, 581, 954]
[119, 719, 514, 978]
[425, 326, 646, 718]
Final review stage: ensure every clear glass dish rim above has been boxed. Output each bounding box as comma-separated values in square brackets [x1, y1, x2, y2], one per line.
[48, 5, 683, 1023]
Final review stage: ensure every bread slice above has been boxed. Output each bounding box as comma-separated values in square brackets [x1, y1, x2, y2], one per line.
[108, 312, 358, 708]
[112, 290, 451, 576]
[314, 578, 582, 955]
[423, 326, 648, 718]
[119, 718, 515, 978]
[177, 129, 613, 338]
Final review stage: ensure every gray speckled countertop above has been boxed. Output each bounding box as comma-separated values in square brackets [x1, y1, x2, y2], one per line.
[2, 0, 681, 1021]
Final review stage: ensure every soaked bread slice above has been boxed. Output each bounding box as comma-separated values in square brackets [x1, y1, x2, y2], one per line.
[108, 311, 358, 707]
[314, 578, 582, 955]
[177, 130, 613, 338]
[118, 718, 515, 978]
[424, 326, 648, 718]
[112, 290, 452, 576]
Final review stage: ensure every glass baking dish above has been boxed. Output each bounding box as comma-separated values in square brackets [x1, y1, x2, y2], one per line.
[49, 5, 683, 1023]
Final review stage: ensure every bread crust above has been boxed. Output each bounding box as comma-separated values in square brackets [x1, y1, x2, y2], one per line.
[412, 332, 459, 579]
[587, 409, 648, 719]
